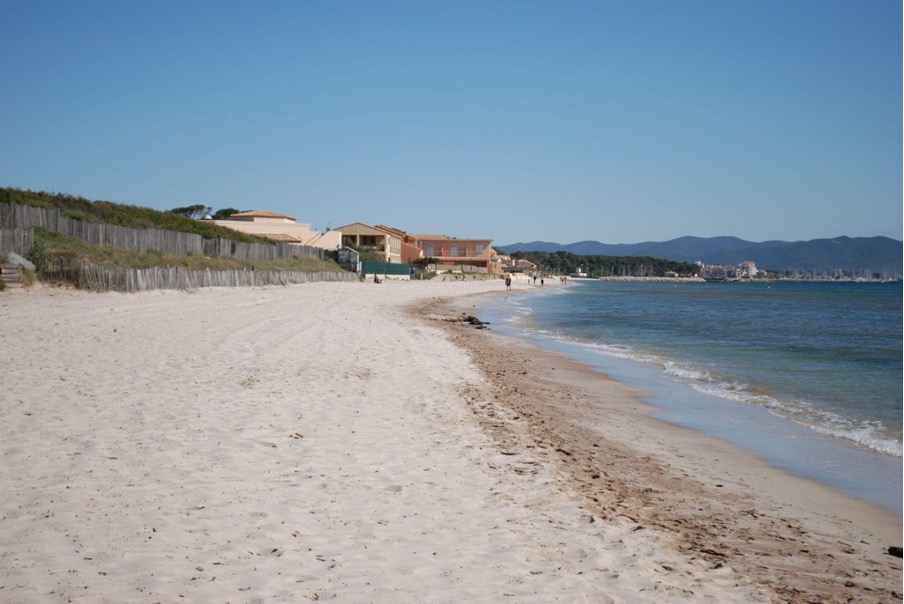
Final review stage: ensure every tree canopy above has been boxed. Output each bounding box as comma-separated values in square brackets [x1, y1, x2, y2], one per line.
[212, 207, 240, 219]
[511, 250, 698, 277]
[169, 204, 211, 220]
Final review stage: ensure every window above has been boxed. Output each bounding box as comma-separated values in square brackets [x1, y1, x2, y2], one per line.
[426, 244, 434, 257]
[450, 244, 458, 256]
[475, 244, 484, 253]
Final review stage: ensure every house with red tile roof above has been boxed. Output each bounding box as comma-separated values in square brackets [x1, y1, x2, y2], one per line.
[372, 225, 498, 273]
[410, 233, 497, 274]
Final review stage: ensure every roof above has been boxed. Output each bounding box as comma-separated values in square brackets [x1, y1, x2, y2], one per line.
[228, 210, 297, 221]
[414, 235, 493, 245]
[334, 222, 395, 236]
[374, 224, 407, 237]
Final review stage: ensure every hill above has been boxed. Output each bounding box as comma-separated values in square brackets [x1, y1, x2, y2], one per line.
[0, 187, 268, 244]
[499, 236, 902, 276]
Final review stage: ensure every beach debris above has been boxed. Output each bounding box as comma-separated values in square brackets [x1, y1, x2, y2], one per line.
[460, 314, 489, 328]
[426, 312, 490, 328]
[888, 546, 903, 558]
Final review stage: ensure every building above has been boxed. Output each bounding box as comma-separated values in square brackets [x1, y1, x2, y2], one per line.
[374, 225, 425, 264]
[514, 258, 538, 272]
[489, 255, 537, 273]
[738, 260, 758, 278]
[210, 210, 342, 250]
[410, 234, 497, 273]
[334, 222, 402, 264]
[700, 264, 738, 281]
[489, 255, 511, 273]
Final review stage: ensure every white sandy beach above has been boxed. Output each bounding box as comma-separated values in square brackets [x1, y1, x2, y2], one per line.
[1, 279, 900, 603]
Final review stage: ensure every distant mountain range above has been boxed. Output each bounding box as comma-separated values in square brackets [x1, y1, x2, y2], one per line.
[498, 236, 902, 275]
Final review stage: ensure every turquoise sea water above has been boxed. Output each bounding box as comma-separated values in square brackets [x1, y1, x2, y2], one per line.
[480, 280, 902, 514]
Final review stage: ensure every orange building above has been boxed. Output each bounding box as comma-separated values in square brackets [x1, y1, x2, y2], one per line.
[410, 233, 497, 273]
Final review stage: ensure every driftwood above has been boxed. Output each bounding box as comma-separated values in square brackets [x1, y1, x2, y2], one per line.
[462, 314, 489, 329]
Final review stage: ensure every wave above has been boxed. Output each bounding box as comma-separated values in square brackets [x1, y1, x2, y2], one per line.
[686, 381, 903, 458]
[520, 327, 903, 458]
[662, 356, 903, 458]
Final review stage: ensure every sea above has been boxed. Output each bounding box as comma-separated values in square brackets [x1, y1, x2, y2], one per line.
[479, 279, 903, 515]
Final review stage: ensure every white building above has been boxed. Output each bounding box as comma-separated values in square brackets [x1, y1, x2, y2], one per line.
[738, 260, 758, 278]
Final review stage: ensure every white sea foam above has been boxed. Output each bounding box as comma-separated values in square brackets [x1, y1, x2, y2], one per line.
[485, 292, 903, 460]
[804, 414, 903, 457]
[689, 376, 903, 458]
[663, 361, 711, 382]
[558, 333, 903, 459]
[579, 340, 659, 365]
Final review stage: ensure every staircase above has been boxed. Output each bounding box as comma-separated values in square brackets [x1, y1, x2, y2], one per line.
[0, 264, 24, 289]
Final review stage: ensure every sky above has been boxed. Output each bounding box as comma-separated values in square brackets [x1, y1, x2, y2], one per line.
[2, 1, 901, 245]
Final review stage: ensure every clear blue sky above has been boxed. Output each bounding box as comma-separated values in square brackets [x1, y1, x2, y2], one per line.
[3, 0, 901, 245]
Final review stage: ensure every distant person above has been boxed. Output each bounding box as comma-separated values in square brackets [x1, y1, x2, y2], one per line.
[504, 274, 512, 292]
[373, 273, 382, 283]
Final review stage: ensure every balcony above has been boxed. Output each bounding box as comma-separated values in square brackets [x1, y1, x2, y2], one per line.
[432, 250, 491, 259]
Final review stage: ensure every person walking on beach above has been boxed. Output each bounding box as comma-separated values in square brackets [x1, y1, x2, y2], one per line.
[504, 274, 512, 292]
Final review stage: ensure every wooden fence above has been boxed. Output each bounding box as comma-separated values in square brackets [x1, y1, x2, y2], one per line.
[37, 256, 356, 292]
[0, 228, 33, 257]
[0, 202, 322, 261]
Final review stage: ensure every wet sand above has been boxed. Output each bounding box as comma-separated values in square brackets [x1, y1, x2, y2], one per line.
[424, 287, 903, 603]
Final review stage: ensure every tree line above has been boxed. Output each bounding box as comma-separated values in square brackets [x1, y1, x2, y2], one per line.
[511, 250, 699, 277]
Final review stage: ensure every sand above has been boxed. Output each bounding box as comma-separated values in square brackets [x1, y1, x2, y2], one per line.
[0, 278, 900, 603]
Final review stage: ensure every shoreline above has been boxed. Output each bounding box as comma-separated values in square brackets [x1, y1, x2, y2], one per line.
[477, 284, 902, 512]
[421, 287, 903, 602]
[1, 281, 900, 602]
[591, 276, 901, 283]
